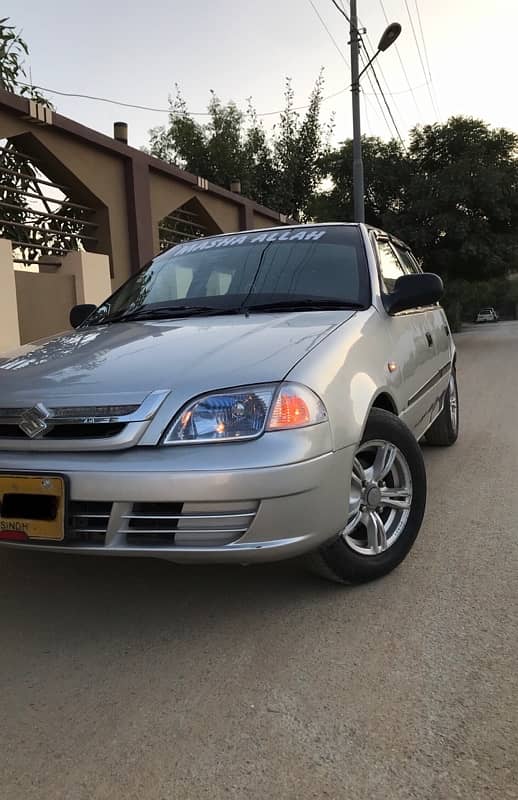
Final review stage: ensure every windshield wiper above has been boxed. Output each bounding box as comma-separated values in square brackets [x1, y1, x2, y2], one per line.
[94, 298, 364, 325]
[244, 298, 365, 313]
[103, 305, 243, 324]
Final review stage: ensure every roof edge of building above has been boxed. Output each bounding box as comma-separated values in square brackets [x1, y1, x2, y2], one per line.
[0, 88, 290, 224]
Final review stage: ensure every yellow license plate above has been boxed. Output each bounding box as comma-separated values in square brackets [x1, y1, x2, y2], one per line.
[0, 474, 66, 541]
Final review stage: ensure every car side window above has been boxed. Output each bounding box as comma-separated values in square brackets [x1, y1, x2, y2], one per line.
[392, 243, 421, 275]
[377, 240, 405, 292]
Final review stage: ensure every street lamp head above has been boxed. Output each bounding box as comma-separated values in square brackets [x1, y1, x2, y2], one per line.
[378, 22, 402, 52]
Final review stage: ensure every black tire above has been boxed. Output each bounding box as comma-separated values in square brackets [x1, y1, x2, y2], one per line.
[425, 370, 459, 447]
[309, 409, 427, 584]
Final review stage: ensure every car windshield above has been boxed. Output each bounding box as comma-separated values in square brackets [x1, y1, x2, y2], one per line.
[86, 225, 370, 324]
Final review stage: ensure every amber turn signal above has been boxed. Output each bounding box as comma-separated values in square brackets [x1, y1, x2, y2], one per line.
[267, 384, 327, 431]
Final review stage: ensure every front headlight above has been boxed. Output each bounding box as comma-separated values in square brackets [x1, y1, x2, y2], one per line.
[163, 382, 327, 444]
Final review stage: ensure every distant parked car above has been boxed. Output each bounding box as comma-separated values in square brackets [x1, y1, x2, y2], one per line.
[476, 307, 499, 323]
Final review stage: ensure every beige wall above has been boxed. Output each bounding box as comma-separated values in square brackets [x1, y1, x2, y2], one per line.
[253, 211, 280, 229]
[0, 109, 30, 140]
[0, 107, 283, 290]
[0, 238, 112, 349]
[59, 251, 112, 306]
[0, 100, 285, 349]
[15, 271, 76, 344]
[17, 251, 111, 344]
[149, 174, 242, 253]
[28, 128, 131, 289]
[149, 174, 198, 254]
[0, 110, 131, 289]
[0, 239, 20, 353]
[197, 194, 241, 234]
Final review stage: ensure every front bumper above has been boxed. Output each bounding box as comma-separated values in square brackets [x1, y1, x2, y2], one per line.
[0, 431, 355, 563]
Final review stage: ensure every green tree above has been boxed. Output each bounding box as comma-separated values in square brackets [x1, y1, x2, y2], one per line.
[149, 89, 276, 207]
[0, 18, 94, 263]
[440, 275, 515, 329]
[310, 136, 409, 227]
[271, 74, 332, 220]
[0, 17, 49, 103]
[316, 117, 518, 283]
[0, 18, 50, 259]
[508, 278, 518, 319]
[148, 75, 331, 220]
[314, 117, 518, 328]
[394, 117, 518, 283]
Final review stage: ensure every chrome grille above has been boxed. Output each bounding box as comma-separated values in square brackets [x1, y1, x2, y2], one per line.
[69, 501, 112, 544]
[0, 390, 169, 447]
[51, 405, 140, 418]
[0, 423, 126, 439]
[123, 501, 258, 547]
[2, 499, 258, 550]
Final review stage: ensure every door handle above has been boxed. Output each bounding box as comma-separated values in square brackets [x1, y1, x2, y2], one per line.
[426, 332, 433, 347]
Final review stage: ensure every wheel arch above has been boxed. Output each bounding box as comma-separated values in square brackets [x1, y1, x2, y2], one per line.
[356, 390, 400, 443]
[370, 391, 399, 416]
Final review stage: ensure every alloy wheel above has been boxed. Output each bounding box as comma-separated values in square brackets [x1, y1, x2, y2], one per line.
[344, 439, 413, 556]
[449, 375, 458, 433]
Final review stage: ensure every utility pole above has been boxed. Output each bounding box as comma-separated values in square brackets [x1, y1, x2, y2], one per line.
[350, 0, 365, 223]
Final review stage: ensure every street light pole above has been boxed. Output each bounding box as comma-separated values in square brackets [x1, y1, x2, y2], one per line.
[350, 0, 365, 223]
[346, 0, 402, 224]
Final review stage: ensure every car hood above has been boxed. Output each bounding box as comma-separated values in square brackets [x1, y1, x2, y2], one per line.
[0, 311, 356, 406]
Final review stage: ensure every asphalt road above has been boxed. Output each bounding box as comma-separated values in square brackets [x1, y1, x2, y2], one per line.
[1, 322, 517, 800]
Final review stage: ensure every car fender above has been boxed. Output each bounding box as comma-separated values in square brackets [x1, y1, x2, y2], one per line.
[285, 307, 402, 451]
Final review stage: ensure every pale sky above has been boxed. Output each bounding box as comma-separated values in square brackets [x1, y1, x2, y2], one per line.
[5, 0, 515, 150]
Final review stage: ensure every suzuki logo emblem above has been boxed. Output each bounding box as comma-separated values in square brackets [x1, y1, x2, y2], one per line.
[19, 403, 52, 439]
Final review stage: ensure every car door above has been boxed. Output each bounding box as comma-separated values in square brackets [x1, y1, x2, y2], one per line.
[374, 235, 437, 438]
[391, 241, 453, 419]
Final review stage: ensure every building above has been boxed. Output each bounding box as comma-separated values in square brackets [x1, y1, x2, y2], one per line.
[0, 88, 288, 351]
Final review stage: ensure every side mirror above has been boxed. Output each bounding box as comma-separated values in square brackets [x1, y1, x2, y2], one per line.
[385, 273, 444, 315]
[70, 304, 97, 329]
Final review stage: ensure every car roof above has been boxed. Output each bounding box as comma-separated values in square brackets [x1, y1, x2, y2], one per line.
[221, 221, 361, 238]
[167, 221, 415, 254]
[366, 225, 413, 252]
[191, 221, 415, 252]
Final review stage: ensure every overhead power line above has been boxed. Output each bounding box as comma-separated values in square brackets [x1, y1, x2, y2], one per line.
[413, 0, 433, 83]
[368, 60, 405, 146]
[378, 0, 421, 118]
[413, 0, 441, 118]
[330, 0, 351, 23]
[306, 0, 389, 134]
[403, 0, 440, 119]
[17, 83, 206, 115]
[17, 0, 425, 137]
[17, 81, 351, 119]
[356, 40, 397, 141]
[307, 0, 350, 67]
[361, 87, 372, 135]
[361, 53, 394, 139]
[309, 0, 403, 142]
[363, 81, 427, 96]
[329, 0, 406, 143]
[358, 24, 407, 136]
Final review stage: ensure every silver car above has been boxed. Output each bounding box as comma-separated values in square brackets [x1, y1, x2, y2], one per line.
[0, 224, 458, 583]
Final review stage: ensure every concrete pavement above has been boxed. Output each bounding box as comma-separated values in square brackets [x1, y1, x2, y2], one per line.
[1, 322, 517, 799]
